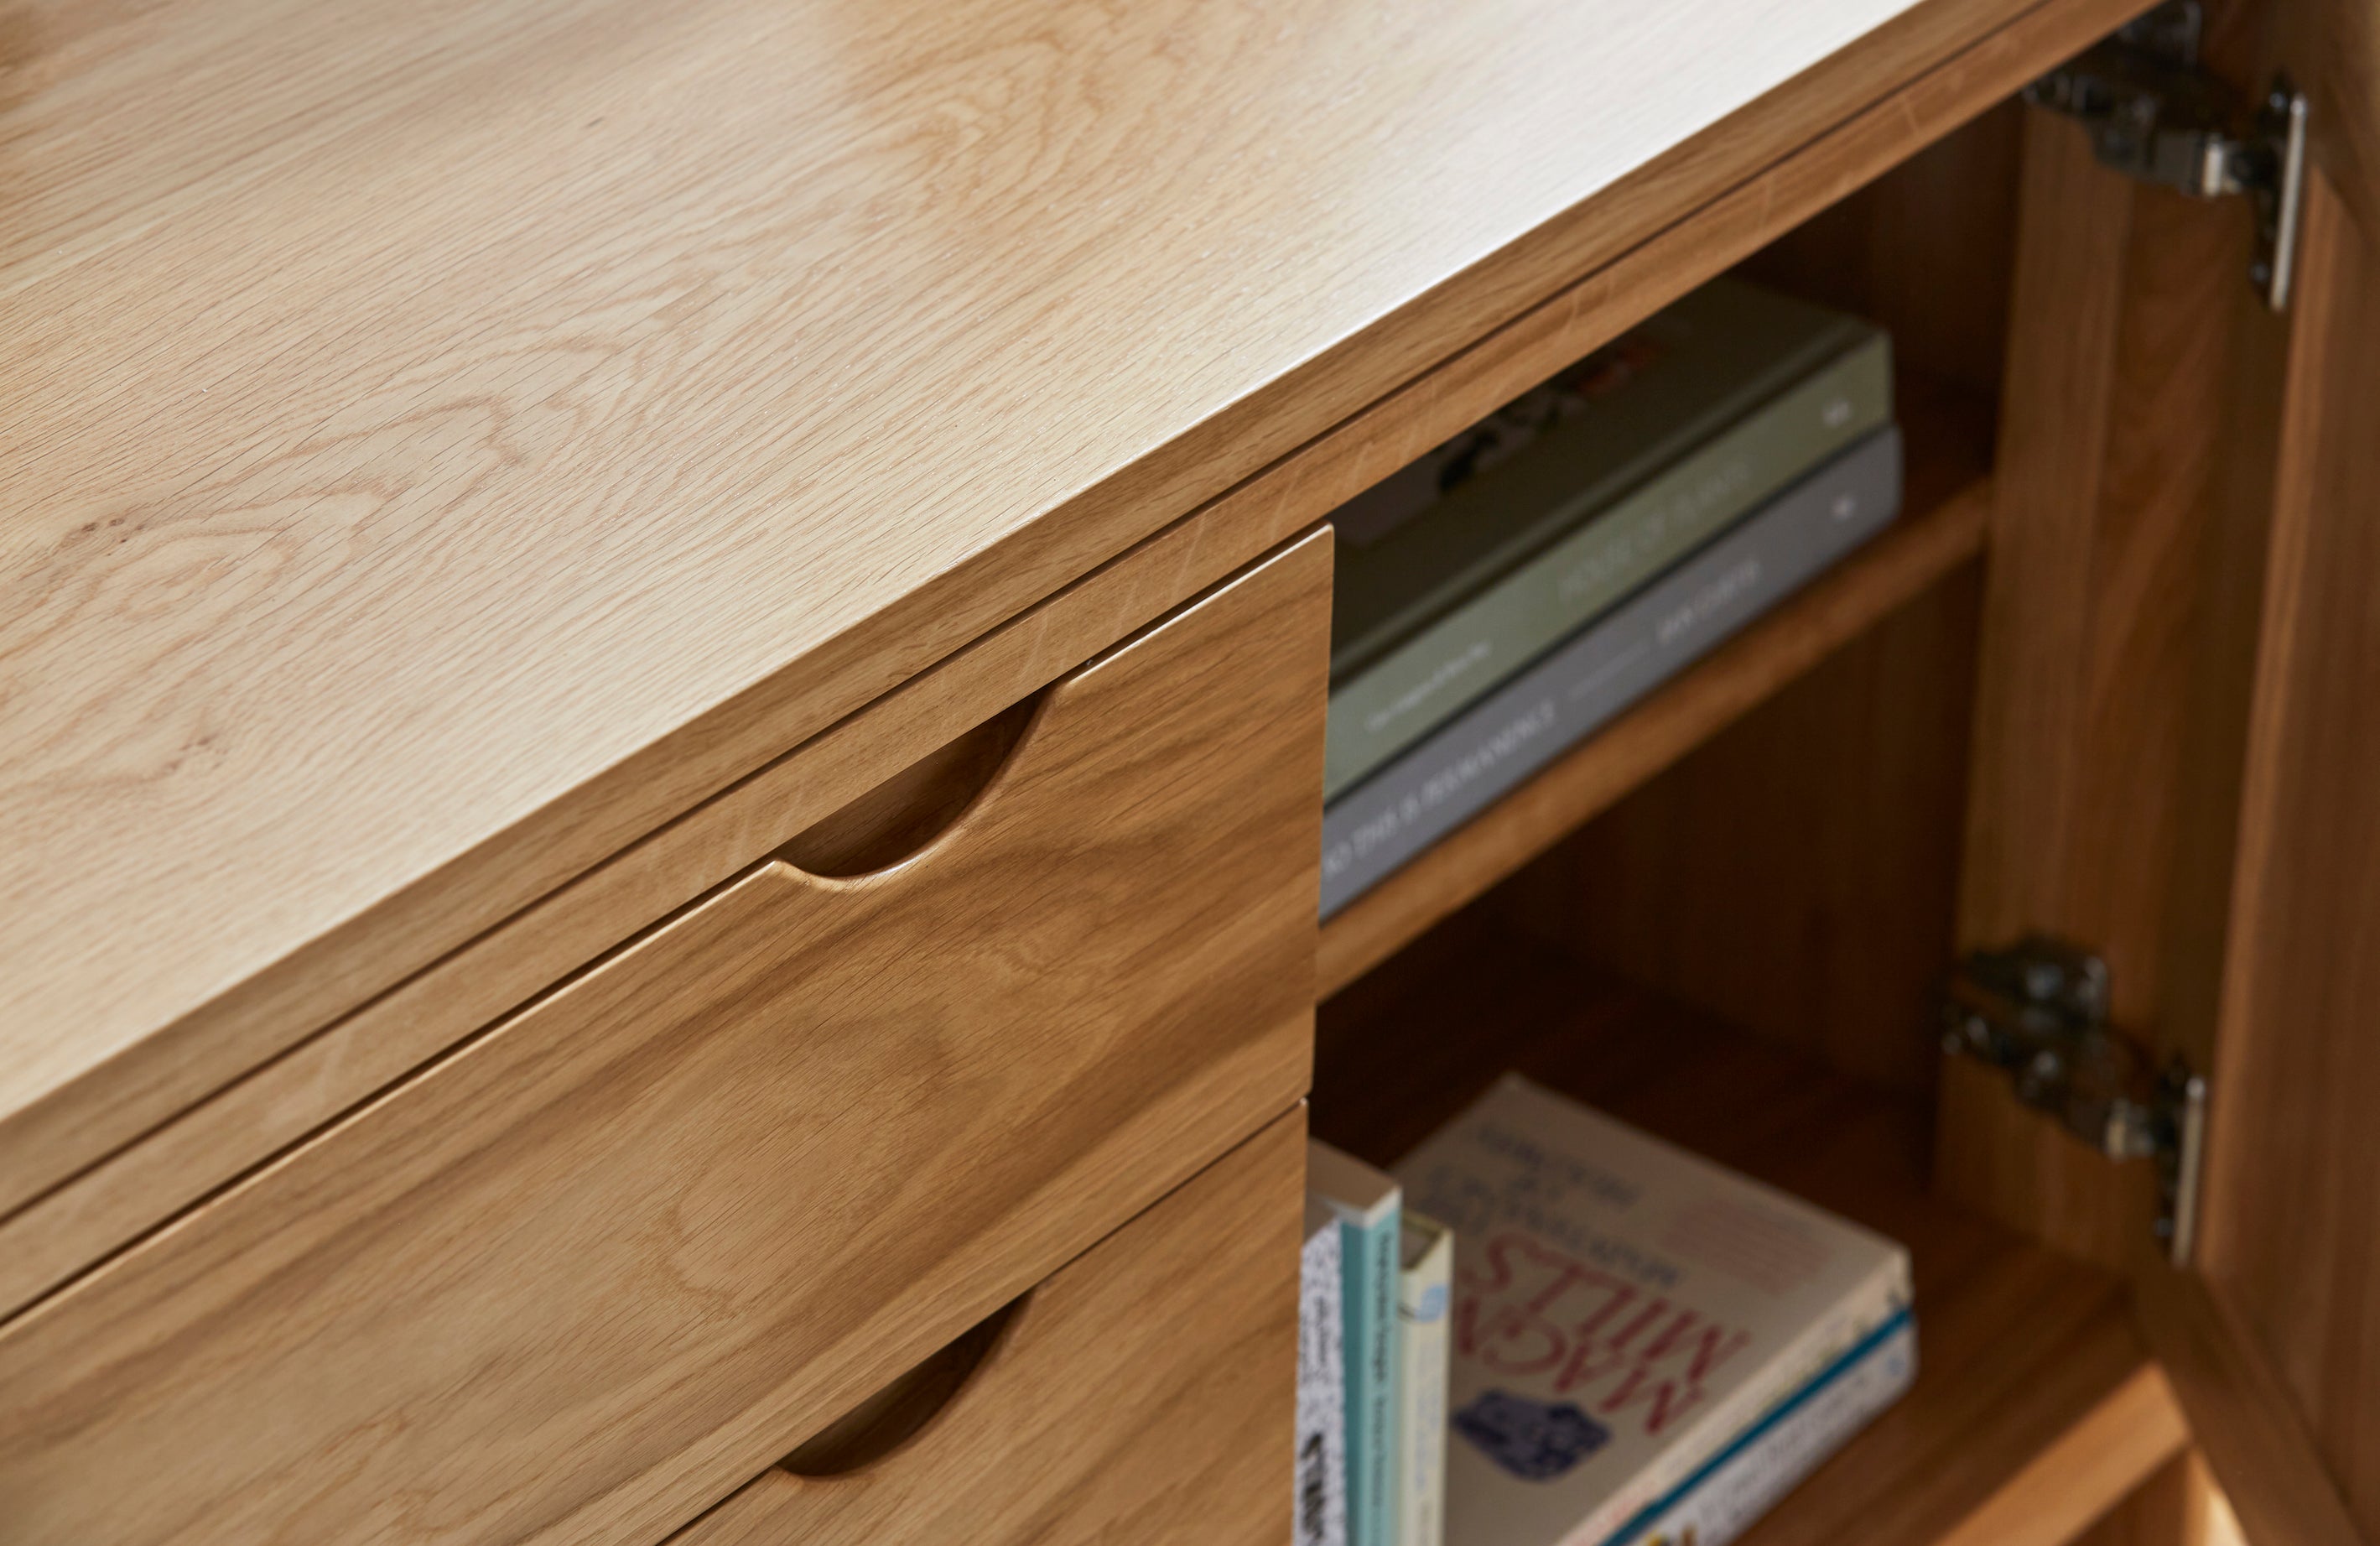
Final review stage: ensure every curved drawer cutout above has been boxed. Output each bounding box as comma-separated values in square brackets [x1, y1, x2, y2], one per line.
[777, 697, 1042, 879]
[779, 1294, 1026, 1477]
[0, 533, 1329, 1546]
[680, 1109, 1304, 1546]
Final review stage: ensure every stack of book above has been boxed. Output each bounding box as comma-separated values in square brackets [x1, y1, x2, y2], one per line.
[1393, 1076, 1915, 1546]
[1302, 1142, 1457, 1546]
[1318, 278, 1901, 918]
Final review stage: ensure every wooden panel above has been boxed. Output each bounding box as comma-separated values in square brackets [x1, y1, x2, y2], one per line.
[2137, 1266, 2363, 1546]
[2268, 0, 2380, 247]
[1312, 921, 2180, 1546]
[1914, 1362, 2187, 1546]
[2181, 169, 2380, 1542]
[2074, 1452, 2248, 1546]
[1936, 105, 2256, 1271]
[1741, 102, 2025, 397]
[1945, 70, 2378, 1539]
[0, 512, 1313, 1320]
[1320, 388, 1993, 1000]
[674, 1107, 1305, 1546]
[0, 537, 1328, 1546]
[1508, 112, 2024, 1096]
[1507, 546, 1981, 1096]
[0, 0, 2164, 1209]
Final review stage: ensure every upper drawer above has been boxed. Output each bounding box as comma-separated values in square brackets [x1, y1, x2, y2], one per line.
[0, 531, 1329, 1546]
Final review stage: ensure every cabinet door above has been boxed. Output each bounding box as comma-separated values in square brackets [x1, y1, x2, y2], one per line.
[1948, 6, 2380, 1539]
[2138, 133, 2380, 1546]
[2141, 1, 2380, 1536]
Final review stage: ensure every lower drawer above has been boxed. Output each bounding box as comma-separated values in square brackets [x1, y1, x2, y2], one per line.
[672, 1106, 1306, 1546]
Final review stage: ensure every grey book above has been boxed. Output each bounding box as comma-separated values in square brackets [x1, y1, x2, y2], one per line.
[1318, 427, 1902, 919]
[1324, 325, 1890, 800]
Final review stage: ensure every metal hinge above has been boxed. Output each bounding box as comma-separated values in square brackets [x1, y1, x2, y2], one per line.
[1937, 936, 2208, 1265]
[2024, 0, 2310, 310]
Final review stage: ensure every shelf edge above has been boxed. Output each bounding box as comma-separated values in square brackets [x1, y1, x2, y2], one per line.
[1317, 477, 1993, 999]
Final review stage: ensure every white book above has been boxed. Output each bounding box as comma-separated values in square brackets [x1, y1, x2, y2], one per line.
[1397, 1212, 1454, 1546]
[1298, 1197, 1350, 1546]
[1392, 1076, 1911, 1546]
[1614, 1309, 1916, 1546]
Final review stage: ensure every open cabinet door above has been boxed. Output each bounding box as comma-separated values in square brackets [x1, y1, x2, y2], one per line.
[2128, 0, 2380, 1538]
[2135, 154, 2380, 1546]
[2142, 159, 2380, 1543]
[1940, 3, 2379, 1540]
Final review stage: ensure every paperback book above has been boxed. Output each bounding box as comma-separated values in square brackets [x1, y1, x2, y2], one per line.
[1319, 426, 1902, 918]
[1393, 1076, 1912, 1546]
[1325, 280, 1890, 800]
[1299, 1198, 1351, 1546]
[1398, 1211, 1455, 1546]
[1311, 1140, 1406, 1546]
[1612, 1309, 1916, 1546]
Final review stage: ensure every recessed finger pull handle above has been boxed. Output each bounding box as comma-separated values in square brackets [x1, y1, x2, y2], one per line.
[776, 695, 1040, 877]
[777, 1294, 1026, 1477]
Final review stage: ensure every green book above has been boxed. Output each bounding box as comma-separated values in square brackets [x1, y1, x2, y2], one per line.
[1325, 280, 1892, 800]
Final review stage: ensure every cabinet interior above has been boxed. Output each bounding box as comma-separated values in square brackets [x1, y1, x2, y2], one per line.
[1307, 102, 2180, 1545]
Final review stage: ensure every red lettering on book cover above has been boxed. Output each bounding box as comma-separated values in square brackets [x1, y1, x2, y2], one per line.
[1454, 1231, 1753, 1437]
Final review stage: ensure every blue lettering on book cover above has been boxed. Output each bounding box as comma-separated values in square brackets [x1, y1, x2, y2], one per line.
[1452, 1389, 1609, 1481]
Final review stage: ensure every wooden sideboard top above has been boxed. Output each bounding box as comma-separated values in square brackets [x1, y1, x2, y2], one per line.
[3, 0, 2037, 1198]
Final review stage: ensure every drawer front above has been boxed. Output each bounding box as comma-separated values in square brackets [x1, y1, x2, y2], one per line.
[676, 1106, 1303, 1546]
[0, 533, 1328, 1546]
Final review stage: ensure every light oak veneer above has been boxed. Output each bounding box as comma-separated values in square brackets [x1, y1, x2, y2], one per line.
[1, 0, 2136, 1218]
[0, 537, 1326, 1546]
[675, 1108, 1305, 1546]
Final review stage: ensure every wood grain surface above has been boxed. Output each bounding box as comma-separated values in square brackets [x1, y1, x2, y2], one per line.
[1936, 81, 2380, 1537]
[2183, 169, 2380, 1543]
[0, 538, 1327, 1546]
[2071, 1451, 2247, 1546]
[2137, 1263, 2364, 1546]
[1509, 553, 1982, 1097]
[2269, 0, 2380, 249]
[1312, 920, 2181, 1546]
[0, 0, 2145, 1205]
[674, 1107, 1305, 1546]
[1933, 106, 2252, 1273]
[0, 524, 1319, 1322]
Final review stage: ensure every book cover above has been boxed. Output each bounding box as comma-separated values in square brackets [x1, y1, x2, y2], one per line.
[1311, 1140, 1406, 1546]
[1323, 330, 1889, 800]
[1398, 1211, 1455, 1546]
[1611, 1309, 1916, 1546]
[1318, 426, 1900, 919]
[1299, 1198, 1351, 1546]
[1391, 1076, 1911, 1546]
[1329, 279, 1877, 687]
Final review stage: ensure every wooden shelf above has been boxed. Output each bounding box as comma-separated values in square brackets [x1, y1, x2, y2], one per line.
[1317, 380, 1995, 1000]
[1311, 924, 2186, 1546]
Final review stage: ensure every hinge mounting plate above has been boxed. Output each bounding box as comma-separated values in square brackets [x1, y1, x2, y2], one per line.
[2024, 0, 2310, 310]
[1938, 936, 2207, 1264]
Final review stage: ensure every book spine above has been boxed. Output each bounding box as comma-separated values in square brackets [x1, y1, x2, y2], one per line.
[1298, 1222, 1350, 1546]
[1343, 1207, 1404, 1546]
[1318, 427, 1903, 919]
[1324, 336, 1891, 799]
[1606, 1312, 1918, 1546]
[1396, 1216, 1454, 1546]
